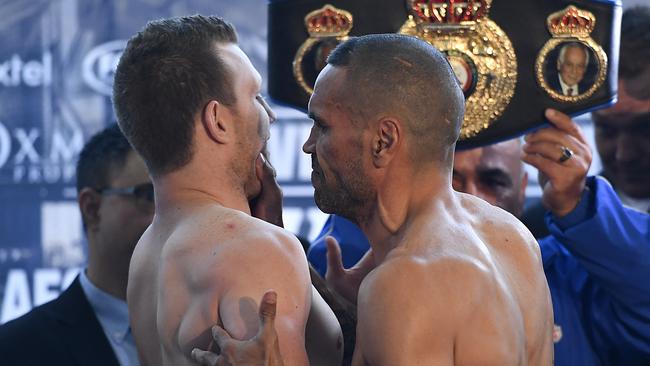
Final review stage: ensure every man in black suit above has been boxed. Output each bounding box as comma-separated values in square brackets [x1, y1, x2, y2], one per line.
[0, 124, 153, 366]
[549, 42, 590, 96]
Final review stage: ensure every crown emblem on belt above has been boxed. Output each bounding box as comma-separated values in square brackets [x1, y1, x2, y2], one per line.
[547, 5, 595, 38]
[408, 0, 490, 25]
[535, 5, 606, 103]
[305, 5, 353, 37]
[293, 4, 354, 95]
[400, 0, 516, 139]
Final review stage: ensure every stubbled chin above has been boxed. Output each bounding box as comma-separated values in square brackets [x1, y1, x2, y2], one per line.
[311, 171, 322, 188]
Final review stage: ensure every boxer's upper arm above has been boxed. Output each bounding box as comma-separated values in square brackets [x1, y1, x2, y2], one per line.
[217, 231, 311, 365]
[355, 260, 456, 366]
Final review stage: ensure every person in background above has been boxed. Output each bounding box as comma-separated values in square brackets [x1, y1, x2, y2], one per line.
[0, 124, 151, 366]
[523, 6, 650, 237]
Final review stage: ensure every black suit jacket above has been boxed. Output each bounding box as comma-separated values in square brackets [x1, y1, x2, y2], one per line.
[0, 275, 120, 366]
[548, 74, 590, 96]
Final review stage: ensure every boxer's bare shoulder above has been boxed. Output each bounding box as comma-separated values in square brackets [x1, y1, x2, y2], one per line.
[352, 194, 553, 366]
[458, 192, 543, 259]
[129, 205, 311, 365]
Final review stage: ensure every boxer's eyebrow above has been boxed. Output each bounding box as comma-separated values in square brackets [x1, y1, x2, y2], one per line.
[308, 112, 327, 126]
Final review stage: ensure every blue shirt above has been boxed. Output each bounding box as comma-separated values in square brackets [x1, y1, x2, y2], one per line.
[308, 214, 371, 276]
[79, 270, 139, 366]
[308, 176, 650, 365]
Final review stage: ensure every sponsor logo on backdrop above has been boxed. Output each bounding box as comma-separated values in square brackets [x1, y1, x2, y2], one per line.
[0, 52, 52, 87]
[0, 268, 80, 323]
[82, 40, 126, 96]
[0, 120, 83, 184]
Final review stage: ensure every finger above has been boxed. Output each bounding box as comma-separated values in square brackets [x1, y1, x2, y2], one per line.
[191, 348, 220, 366]
[259, 153, 278, 181]
[522, 152, 563, 182]
[259, 290, 278, 332]
[524, 127, 579, 149]
[523, 141, 578, 165]
[211, 325, 233, 350]
[544, 109, 588, 144]
[255, 153, 265, 181]
[325, 236, 345, 277]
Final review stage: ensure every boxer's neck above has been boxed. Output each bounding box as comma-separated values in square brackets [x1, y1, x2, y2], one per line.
[152, 163, 251, 217]
[360, 164, 453, 263]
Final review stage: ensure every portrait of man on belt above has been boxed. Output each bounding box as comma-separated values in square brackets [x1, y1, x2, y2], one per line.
[548, 41, 594, 96]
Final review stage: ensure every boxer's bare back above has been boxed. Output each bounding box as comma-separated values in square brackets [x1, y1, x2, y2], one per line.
[125, 41, 342, 366]
[353, 193, 553, 365]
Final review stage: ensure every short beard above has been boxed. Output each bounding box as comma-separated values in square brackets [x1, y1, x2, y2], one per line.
[315, 157, 373, 224]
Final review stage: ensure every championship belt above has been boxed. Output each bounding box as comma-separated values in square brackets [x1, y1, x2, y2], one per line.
[268, 0, 621, 148]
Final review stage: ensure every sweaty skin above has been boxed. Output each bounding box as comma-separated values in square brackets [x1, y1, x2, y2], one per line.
[127, 43, 342, 366]
[192, 36, 553, 366]
[305, 64, 553, 366]
[350, 195, 553, 366]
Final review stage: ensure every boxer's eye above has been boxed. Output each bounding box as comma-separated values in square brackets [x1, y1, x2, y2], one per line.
[316, 121, 327, 132]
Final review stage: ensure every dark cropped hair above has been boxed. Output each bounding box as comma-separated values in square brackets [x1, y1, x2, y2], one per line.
[326, 34, 465, 164]
[113, 15, 237, 176]
[76, 123, 132, 194]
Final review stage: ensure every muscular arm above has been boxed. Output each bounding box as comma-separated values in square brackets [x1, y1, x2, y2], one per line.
[219, 232, 311, 365]
[165, 224, 311, 365]
[354, 260, 455, 366]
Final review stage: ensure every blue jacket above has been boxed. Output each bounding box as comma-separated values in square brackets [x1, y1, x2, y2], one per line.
[541, 176, 650, 365]
[307, 176, 650, 365]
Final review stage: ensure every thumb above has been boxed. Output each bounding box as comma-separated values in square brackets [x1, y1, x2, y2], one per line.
[257, 153, 277, 184]
[325, 236, 345, 277]
[255, 153, 266, 182]
[259, 290, 278, 328]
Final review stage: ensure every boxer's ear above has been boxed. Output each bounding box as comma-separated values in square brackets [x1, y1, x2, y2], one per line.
[201, 100, 233, 144]
[372, 117, 400, 167]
